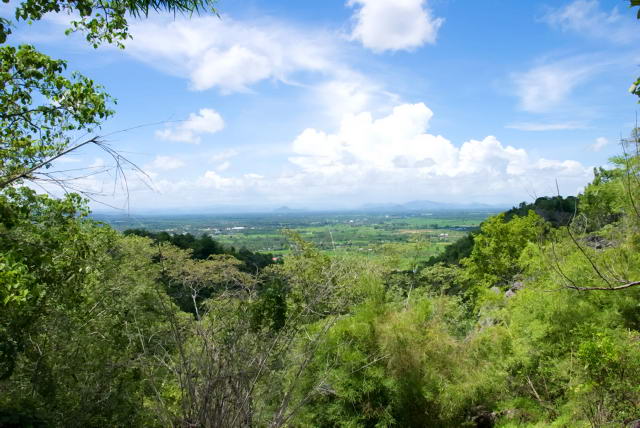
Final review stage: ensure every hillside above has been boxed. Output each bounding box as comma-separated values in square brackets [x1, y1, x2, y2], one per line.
[3, 147, 640, 426]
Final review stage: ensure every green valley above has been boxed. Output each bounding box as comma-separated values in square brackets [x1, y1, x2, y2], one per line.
[98, 210, 495, 268]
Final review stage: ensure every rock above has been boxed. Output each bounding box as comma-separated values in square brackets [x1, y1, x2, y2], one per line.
[511, 281, 525, 291]
[584, 235, 614, 250]
[627, 420, 640, 428]
[473, 411, 496, 428]
[505, 281, 525, 298]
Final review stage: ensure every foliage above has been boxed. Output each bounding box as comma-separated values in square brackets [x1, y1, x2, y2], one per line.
[0, 45, 113, 188]
[294, 292, 505, 427]
[630, 1, 640, 99]
[419, 262, 471, 297]
[0, 188, 94, 377]
[124, 228, 276, 272]
[577, 166, 626, 231]
[504, 196, 578, 227]
[0, 191, 176, 425]
[425, 232, 476, 266]
[7, 0, 216, 48]
[463, 211, 545, 289]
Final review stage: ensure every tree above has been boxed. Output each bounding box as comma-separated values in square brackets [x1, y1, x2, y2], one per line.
[0, 0, 219, 347]
[7, 0, 216, 47]
[629, 1, 640, 99]
[0, 190, 174, 425]
[0, 45, 113, 190]
[463, 211, 545, 289]
[0, 0, 217, 194]
[0, 0, 218, 423]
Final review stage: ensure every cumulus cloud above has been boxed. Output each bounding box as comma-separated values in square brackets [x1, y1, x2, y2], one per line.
[286, 103, 588, 191]
[313, 70, 400, 120]
[348, 0, 443, 52]
[127, 15, 335, 93]
[589, 136, 609, 152]
[156, 108, 224, 144]
[19, 12, 344, 95]
[151, 103, 590, 206]
[543, 0, 638, 44]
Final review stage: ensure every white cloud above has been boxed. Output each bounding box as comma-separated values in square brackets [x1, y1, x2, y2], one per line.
[287, 103, 587, 184]
[216, 161, 231, 172]
[198, 170, 241, 190]
[89, 157, 106, 169]
[511, 57, 603, 113]
[278, 104, 590, 203]
[543, 0, 638, 44]
[108, 14, 399, 126]
[160, 103, 590, 205]
[312, 70, 400, 120]
[197, 170, 263, 191]
[125, 15, 400, 125]
[147, 155, 186, 171]
[348, 0, 443, 52]
[127, 15, 335, 93]
[210, 149, 239, 163]
[156, 108, 224, 144]
[589, 136, 609, 151]
[506, 121, 586, 131]
[88, 103, 593, 209]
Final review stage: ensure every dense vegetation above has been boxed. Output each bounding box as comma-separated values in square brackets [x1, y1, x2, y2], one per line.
[2, 0, 640, 427]
[3, 142, 640, 427]
[122, 229, 277, 273]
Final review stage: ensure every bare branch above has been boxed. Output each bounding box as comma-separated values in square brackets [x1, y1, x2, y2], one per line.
[0, 136, 101, 189]
[565, 280, 640, 291]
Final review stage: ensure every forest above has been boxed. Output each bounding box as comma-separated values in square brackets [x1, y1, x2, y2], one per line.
[2, 0, 640, 427]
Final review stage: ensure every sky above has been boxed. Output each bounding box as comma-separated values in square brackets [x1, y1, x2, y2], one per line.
[5, 0, 640, 212]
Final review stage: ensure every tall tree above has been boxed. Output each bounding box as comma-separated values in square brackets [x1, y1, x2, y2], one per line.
[629, 1, 640, 98]
[0, 0, 217, 424]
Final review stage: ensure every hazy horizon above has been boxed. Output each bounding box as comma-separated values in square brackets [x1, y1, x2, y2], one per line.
[90, 198, 516, 216]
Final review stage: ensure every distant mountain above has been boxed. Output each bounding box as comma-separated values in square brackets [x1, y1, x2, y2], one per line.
[359, 203, 405, 211]
[92, 201, 506, 217]
[273, 206, 307, 213]
[358, 200, 504, 212]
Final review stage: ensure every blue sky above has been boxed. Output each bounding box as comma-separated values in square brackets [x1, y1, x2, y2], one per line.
[5, 0, 640, 211]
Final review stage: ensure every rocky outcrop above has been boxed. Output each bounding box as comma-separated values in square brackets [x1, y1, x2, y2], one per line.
[583, 234, 614, 250]
[505, 281, 525, 298]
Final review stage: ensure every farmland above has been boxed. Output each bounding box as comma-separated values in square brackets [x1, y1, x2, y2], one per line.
[95, 210, 498, 269]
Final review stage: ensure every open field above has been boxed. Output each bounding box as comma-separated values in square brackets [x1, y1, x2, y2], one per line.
[95, 210, 498, 268]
